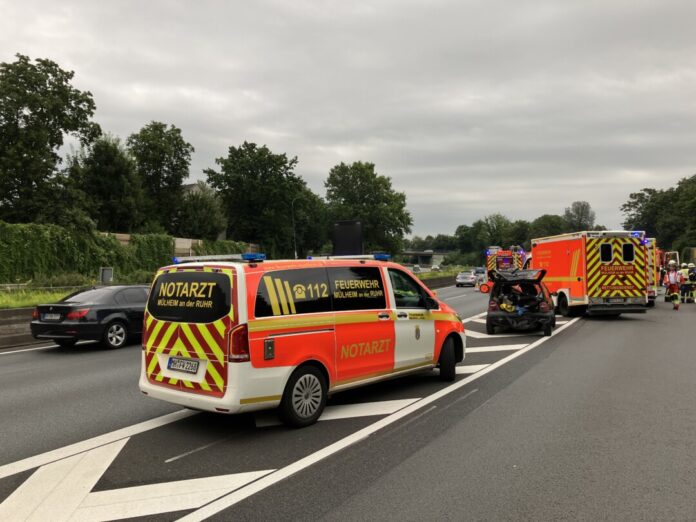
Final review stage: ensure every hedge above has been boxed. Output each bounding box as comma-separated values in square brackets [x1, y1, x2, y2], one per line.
[0, 221, 245, 284]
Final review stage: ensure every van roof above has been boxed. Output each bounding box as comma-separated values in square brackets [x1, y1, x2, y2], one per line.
[160, 258, 400, 272]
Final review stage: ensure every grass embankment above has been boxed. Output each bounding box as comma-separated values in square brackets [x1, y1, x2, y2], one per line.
[417, 267, 464, 280]
[0, 289, 77, 309]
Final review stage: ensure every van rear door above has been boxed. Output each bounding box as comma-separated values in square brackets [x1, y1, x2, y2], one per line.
[586, 235, 647, 303]
[143, 267, 235, 397]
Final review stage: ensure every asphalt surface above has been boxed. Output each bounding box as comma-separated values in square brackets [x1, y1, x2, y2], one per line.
[2, 286, 694, 521]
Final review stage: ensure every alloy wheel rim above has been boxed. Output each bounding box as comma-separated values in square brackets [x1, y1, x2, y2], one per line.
[291, 374, 322, 418]
[108, 324, 125, 346]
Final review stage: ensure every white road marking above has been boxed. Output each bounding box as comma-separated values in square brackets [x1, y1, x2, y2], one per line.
[0, 345, 55, 355]
[165, 437, 229, 464]
[456, 365, 489, 374]
[461, 311, 486, 323]
[470, 318, 487, 324]
[72, 470, 274, 522]
[466, 344, 528, 353]
[444, 294, 471, 301]
[0, 409, 195, 480]
[466, 330, 533, 339]
[180, 317, 581, 521]
[0, 439, 128, 522]
[254, 398, 421, 428]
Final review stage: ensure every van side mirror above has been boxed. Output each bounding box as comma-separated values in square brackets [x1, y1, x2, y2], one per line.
[425, 296, 440, 310]
[479, 283, 491, 294]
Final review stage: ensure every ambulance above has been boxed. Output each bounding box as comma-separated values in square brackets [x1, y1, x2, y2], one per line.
[645, 238, 659, 307]
[530, 231, 649, 316]
[485, 245, 526, 272]
[139, 254, 466, 427]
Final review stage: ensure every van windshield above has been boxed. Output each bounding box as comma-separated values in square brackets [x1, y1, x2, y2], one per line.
[147, 270, 232, 324]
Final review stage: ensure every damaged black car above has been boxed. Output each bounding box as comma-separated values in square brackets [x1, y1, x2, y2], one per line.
[480, 269, 556, 336]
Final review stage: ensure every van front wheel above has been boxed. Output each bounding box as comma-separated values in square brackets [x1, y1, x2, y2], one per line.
[279, 366, 327, 428]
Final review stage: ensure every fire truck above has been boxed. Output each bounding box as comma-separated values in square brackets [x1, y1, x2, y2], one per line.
[486, 245, 526, 272]
[530, 231, 649, 316]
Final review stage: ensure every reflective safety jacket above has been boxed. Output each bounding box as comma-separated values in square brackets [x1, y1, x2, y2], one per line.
[664, 270, 684, 286]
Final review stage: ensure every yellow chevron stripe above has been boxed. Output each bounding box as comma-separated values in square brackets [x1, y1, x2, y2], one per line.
[274, 278, 290, 315]
[284, 280, 297, 314]
[194, 323, 225, 364]
[206, 363, 225, 391]
[263, 276, 281, 316]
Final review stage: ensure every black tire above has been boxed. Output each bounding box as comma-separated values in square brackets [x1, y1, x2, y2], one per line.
[647, 300, 655, 308]
[551, 314, 557, 327]
[543, 323, 553, 336]
[557, 294, 570, 317]
[102, 321, 128, 349]
[55, 339, 76, 348]
[279, 365, 327, 428]
[486, 320, 495, 335]
[438, 337, 456, 382]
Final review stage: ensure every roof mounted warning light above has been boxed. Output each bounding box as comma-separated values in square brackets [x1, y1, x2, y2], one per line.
[172, 253, 266, 264]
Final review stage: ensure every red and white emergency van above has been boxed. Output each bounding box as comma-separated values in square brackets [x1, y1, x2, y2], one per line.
[645, 237, 659, 307]
[486, 245, 526, 272]
[530, 231, 649, 316]
[139, 254, 466, 427]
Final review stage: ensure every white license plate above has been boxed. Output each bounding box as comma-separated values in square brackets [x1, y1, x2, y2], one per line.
[42, 313, 61, 321]
[608, 298, 625, 303]
[168, 357, 200, 374]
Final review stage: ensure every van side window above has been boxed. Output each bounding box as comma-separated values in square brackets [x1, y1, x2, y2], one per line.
[388, 269, 426, 309]
[600, 243, 613, 263]
[622, 243, 635, 262]
[255, 268, 331, 317]
[328, 267, 386, 311]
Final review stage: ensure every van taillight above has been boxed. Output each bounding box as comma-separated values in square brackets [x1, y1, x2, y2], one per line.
[229, 324, 250, 362]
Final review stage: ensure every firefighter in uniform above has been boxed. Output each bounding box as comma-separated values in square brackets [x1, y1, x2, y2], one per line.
[664, 260, 684, 310]
[680, 263, 690, 303]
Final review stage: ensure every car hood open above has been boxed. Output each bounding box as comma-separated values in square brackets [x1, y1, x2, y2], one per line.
[487, 268, 546, 283]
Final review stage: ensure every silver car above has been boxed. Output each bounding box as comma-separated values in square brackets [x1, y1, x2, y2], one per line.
[455, 271, 477, 287]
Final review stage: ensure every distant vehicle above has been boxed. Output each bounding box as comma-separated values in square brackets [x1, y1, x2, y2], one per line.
[30, 285, 149, 349]
[480, 269, 555, 336]
[431, 265, 441, 271]
[412, 264, 422, 273]
[455, 271, 477, 287]
[474, 266, 486, 281]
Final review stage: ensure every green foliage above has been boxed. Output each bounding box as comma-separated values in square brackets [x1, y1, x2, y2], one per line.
[0, 289, 74, 309]
[622, 175, 696, 250]
[174, 182, 227, 240]
[192, 239, 247, 256]
[206, 141, 312, 258]
[127, 121, 194, 231]
[129, 234, 175, 271]
[0, 54, 100, 224]
[325, 161, 412, 254]
[68, 136, 145, 232]
[115, 270, 155, 285]
[529, 214, 567, 239]
[29, 272, 95, 288]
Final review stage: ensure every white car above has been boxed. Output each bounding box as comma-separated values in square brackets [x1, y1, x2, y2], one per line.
[455, 271, 477, 287]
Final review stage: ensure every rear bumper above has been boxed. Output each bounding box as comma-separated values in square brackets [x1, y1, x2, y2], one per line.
[587, 305, 647, 315]
[487, 311, 554, 328]
[30, 321, 103, 341]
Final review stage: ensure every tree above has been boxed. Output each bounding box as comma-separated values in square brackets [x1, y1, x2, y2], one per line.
[173, 182, 227, 240]
[206, 142, 314, 258]
[530, 214, 567, 240]
[479, 213, 512, 246]
[325, 162, 412, 254]
[563, 201, 596, 231]
[69, 136, 145, 232]
[127, 121, 194, 231]
[503, 220, 531, 249]
[0, 54, 100, 223]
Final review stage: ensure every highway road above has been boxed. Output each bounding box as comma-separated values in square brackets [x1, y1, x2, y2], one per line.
[1, 286, 694, 520]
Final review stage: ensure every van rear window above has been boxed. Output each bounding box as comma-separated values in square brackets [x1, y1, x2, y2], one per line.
[147, 271, 232, 324]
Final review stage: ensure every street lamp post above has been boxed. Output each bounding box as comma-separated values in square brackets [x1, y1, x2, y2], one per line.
[291, 196, 300, 259]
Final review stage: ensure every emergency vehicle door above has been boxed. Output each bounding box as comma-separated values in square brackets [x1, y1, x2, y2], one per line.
[387, 268, 436, 370]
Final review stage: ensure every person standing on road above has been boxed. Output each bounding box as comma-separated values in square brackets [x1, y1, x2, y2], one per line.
[679, 263, 690, 303]
[664, 261, 684, 310]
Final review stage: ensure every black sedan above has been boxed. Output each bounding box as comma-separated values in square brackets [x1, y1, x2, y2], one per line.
[30, 285, 149, 349]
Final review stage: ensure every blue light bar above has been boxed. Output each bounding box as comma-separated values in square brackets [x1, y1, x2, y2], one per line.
[630, 231, 642, 238]
[373, 253, 391, 261]
[172, 257, 180, 264]
[242, 253, 267, 261]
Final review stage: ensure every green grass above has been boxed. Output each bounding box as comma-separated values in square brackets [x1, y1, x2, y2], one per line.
[417, 267, 464, 280]
[0, 289, 74, 309]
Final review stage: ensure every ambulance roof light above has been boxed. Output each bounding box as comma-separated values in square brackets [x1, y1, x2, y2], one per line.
[373, 253, 391, 261]
[630, 231, 643, 238]
[172, 253, 265, 264]
[241, 253, 267, 261]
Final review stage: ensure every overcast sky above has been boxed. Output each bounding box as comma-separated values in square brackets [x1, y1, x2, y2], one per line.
[2, 0, 695, 236]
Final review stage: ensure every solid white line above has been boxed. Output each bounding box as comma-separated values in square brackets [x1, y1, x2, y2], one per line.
[165, 438, 229, 464]
[0, 410, 196, 480]
[460, 311, 486, 323]
[0, 345, 54, 356]
[466, 344, 528, 353]
[466, 330, 531, 339]
[456, 365, 489, 374]
[254, 398, 421, 428]
[180, 316, 581, 521]
[444, 294, 471, 301]
[470, 318, 487, 324]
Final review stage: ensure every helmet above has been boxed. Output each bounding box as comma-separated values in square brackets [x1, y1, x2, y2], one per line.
[682, 263, 688, 268]
[689, 263, 695, 268]
[669, 260, 677, 266]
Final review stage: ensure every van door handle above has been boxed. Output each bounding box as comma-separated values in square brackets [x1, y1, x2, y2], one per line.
[378, 312, 391, 320]
[397, 312, 408, 319]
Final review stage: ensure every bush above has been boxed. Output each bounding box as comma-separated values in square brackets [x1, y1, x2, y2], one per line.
[29, 272, 95, 288]
[192, 239, 247, 256]
[116, 270, 155, 285]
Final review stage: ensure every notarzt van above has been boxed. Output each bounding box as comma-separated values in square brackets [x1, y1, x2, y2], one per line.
[139, 255, 466, 427]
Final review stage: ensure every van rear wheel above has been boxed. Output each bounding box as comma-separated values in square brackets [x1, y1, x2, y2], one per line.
[279, 366, 327, 428]
[438, 337, 456, 382]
